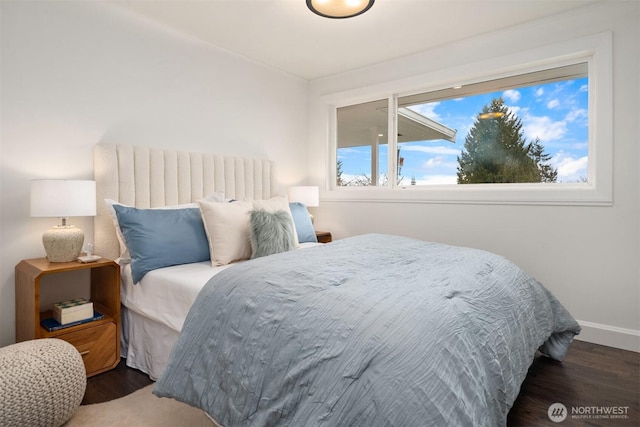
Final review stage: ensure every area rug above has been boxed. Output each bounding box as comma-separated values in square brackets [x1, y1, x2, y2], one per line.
[63, 384, 219, 426]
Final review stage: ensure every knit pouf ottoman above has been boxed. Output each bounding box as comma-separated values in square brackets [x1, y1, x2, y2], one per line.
[0, 338, 86, 427]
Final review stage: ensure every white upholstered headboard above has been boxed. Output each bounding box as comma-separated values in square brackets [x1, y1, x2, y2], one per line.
[93, 143, 274, 260]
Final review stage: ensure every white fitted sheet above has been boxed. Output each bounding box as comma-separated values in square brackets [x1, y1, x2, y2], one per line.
[120, 260, 234, 379]
[121, 243, 320, 331]
[121, 261, 233, 333]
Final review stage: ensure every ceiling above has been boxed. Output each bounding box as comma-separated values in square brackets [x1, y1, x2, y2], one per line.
[109, 0, 601, 80]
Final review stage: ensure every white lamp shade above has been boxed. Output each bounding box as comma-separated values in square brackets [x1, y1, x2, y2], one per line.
[31, 180, 96, 218]
[288, 186, 319, 207]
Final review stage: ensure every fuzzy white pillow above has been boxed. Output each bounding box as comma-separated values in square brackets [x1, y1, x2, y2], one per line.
[197, 199, 253, 266]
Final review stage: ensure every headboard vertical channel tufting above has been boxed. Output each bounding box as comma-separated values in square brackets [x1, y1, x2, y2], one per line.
[93, 143, 274, 260]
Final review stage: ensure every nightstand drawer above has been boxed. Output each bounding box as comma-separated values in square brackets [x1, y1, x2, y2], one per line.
[61, 321, 117, 377]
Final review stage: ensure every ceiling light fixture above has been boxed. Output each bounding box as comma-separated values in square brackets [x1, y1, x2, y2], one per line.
[306, 0, 375, 19]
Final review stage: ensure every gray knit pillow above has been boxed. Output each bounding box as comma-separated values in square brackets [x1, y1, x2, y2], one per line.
[249, 209, 296, 259]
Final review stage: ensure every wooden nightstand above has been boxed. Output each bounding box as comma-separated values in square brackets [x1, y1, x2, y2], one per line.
[315, 231, 332, 243]
[15, 257, 121, 377]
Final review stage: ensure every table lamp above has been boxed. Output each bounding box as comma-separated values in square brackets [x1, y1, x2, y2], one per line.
[288, 186, 319, 223]
[30, 180, 96, 262]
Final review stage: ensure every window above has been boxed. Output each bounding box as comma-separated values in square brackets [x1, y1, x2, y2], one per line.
[337, 99, 389, 186]
[337, 63, 589, 187]
[326, 33, 612, 205]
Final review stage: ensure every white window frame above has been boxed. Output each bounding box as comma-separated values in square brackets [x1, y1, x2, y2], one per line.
[323, 32, 612, 206]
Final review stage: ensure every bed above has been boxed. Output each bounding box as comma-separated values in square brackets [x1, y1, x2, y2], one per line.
[94, 142, 278, 379]
[94, 143, 581, 426]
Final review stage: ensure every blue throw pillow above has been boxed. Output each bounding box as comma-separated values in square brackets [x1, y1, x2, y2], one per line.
[288, 202, 317, 243]
[113, 205, 210, 283]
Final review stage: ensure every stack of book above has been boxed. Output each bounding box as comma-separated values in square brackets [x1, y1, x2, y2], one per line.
[41, 298, 103, 332]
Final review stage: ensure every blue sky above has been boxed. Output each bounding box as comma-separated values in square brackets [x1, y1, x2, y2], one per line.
[338, 77, 589, 185]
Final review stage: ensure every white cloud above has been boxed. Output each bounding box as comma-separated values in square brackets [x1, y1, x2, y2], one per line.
[564, 108, 587, 123]
[535, 88, 545, 97]
[523, 115, 568, 141]
[520, 104, 587, 142]
[547, 99, 560, 109]
[421, 156, 459, 171]
[413, 174, 458, 185]
[507, 105, 524, 116]
[408, 103, 441, 121]
[503, 89, 521, 103]
[339, 173, 358, 182]
[550, 151, 588, 182]
[568, 141, 588, 150]
[401, 145, 461, 156]
[424, 156, 446, 168]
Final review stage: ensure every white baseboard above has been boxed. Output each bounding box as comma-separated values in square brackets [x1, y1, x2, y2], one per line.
[575, 320, 640, 352]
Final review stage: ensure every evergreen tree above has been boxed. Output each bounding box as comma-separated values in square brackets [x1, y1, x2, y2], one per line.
[457, 97, 557, 184]
[529, 137, 558, 183]
[337, 160, 345, 186]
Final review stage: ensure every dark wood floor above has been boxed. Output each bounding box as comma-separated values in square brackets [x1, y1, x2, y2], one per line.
[507, 340, 639, 427]
[84, 340, 639, 426]
[82, 359, 153, 405]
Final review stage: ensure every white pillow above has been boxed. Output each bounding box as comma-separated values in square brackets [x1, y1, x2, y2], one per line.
[197, 199, 253, 266]
[105, 192, 225, 263]
[250, 196, 299, 246]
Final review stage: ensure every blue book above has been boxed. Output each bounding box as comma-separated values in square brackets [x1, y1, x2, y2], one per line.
[40, 310, 104, 332]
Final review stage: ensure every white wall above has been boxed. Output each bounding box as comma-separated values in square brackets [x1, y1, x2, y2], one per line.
[309, 2, 640, 351]
[0, 1, 308, 346]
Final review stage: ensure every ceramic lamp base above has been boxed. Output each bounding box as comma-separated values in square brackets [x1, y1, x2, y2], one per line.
[42, 225, 84, 262]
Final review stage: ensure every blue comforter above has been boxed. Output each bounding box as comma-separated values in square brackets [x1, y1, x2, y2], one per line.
[154, 234, 580, 426]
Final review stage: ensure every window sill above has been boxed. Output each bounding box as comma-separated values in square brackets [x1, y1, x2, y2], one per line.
[323, 183, 612, 207]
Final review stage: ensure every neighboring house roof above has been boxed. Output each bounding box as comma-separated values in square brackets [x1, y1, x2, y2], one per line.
[337, 101, 457, 148]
